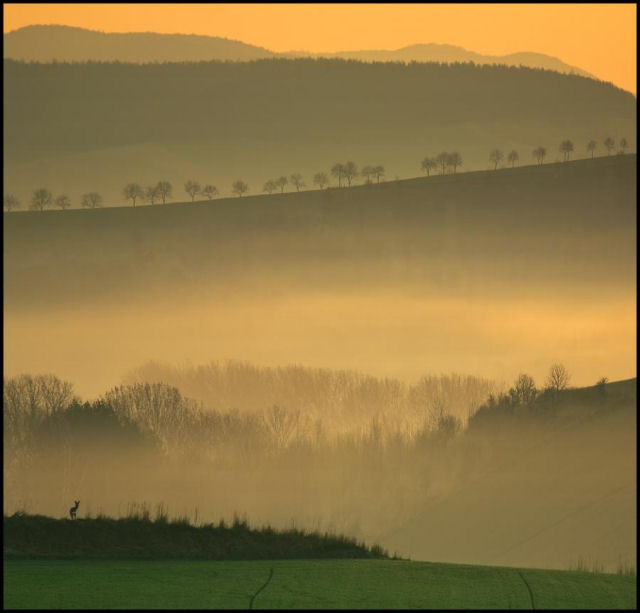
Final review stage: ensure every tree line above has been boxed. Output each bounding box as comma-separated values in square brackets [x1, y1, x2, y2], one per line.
[3, 136, 631, 212]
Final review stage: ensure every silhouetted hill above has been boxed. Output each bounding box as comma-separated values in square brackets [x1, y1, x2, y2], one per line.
[4, 155, 635, 311]
[3, 58, 635, 205]
[283, 43, 592, 78]
[380, 378, 636, 571]
[4, 26, 592, 80]
[4, 513, 388, 560]
[3, 25, 274, 63]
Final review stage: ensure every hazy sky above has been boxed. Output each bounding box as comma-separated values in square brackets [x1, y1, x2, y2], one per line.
[4, 3, 636, 93]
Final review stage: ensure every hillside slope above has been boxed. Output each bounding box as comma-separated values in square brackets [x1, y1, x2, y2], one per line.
[380, 379, 637, 572]
[4, 26, 591, 78]
[4, 155, 635, 396]
[3, 25, 274, 62]
[285, 43, 592, 77]
[4, 155, 635, 309]
[3, 58, 635, 206]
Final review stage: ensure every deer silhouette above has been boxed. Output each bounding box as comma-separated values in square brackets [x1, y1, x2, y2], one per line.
[69, 500, 80, 520]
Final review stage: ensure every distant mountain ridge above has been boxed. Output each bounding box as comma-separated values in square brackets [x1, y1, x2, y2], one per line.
[3, 25, 274, 63]
[5, 25, 592, 79]
[281, 43, 593, 79]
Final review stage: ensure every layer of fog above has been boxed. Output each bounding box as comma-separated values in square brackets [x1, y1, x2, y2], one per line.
[4, 372, 635, 573]
[3, 288, 635, 399]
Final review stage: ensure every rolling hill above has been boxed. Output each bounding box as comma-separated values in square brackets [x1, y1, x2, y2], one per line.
[3, 57, 635, 207]
[5, 25, 592, 79]
[3, 155, 636, 395]
[283, 43, 593, 78]
[379, 378, 637, 573]
[3, 24, 274, 62]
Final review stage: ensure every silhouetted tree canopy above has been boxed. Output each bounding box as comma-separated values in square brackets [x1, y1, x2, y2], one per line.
[54, 194, 71, 210]
[533, 146, 547, 165]
[184, 180, 201, 202]
[123, 182, 143, 207]
[559, 139, 574, 161]
[202, 184, 218, 200]
[619, 138, 628, 154]
[421, 157, 437, 176]
[489, 149, 503, 170]
[290, 173, 304, 192]
[604, 136, 615, 155]
[231, 180, 248, 197]
[156, 181, 172, 205]
[4, 194, 20, 212]
[448, 152, 462, 174]
[436, 152, 449, 175]
[331, 163, 345, 188]
[81, 192, 103, 209]
[30, 188, 52, 211]
[312, 172, 328, 189]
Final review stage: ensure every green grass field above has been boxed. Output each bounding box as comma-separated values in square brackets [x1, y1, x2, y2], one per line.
[4, 558, 636, 609]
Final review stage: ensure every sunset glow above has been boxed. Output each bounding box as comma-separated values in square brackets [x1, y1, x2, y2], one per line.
[4, 3, 637, 93]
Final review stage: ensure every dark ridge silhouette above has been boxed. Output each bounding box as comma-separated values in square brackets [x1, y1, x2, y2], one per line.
[4, 513, 390, 560]
[4, 155, 635, 311]
[4, 26, 593, 79]
[3, 25, 274, 63]
[282, 43, 593, 79]
[3, 58, 634, 204]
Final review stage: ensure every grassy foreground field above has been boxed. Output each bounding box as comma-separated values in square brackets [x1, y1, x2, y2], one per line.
[4, 558, 636, 609]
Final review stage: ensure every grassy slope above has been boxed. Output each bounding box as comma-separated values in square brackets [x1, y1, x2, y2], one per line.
[4, 155, 636, 310]
[4, 58, 635, 204]
[381, 379, 637, 571]
[3, 514, 387, 560]
[4, 559, 636, 609]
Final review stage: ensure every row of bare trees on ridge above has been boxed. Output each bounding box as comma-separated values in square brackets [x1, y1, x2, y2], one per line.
[3, 136, 631, 212]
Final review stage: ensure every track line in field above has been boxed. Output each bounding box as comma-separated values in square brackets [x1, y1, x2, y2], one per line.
[249, 567, 274, 609]
[516, 569, 536, 609]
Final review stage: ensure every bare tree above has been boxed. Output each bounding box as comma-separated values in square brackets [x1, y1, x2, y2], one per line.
[290, 173, 305, 192]
[55, 195, 71, 210]
[202, 185, 218, 200]
[361, 165, 374, 184]
[81, 192, 103, 209]
[263, 180, 276, 194]
[30, 188, 52, 211]
[509, 373, 537, 405]
[489, 149, 503, 170]
[184, 180, 201, 202]
[331, 163, 345, 188]
[4, 194, 20, 212]
[231, 180, 248, 197]
[533, 146, 547, 165]
[313, 172, 328, 190]
[373, 165, 385, 184]
[343, 161, 358, 187]
[156, 181, 172, 205]
[275, 176, 288, 193]
[604, 137, 615, 155]
[559, 140, 574, 161]
[144, 184, 160, 205]
[619, 138, 628, 154]
[545, 363, 570, 394]
[586, 140, 597, 159]
[262, 405, 300, 449]
[449, 152, 462, 174]
[123, 183, 143, 208]
[421, 157, 437, 176]
[507, 150, 519, 167]
[436, 152, 449, 175]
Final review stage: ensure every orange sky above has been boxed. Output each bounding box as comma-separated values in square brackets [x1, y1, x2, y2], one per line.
[3, 3, 637, 93]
